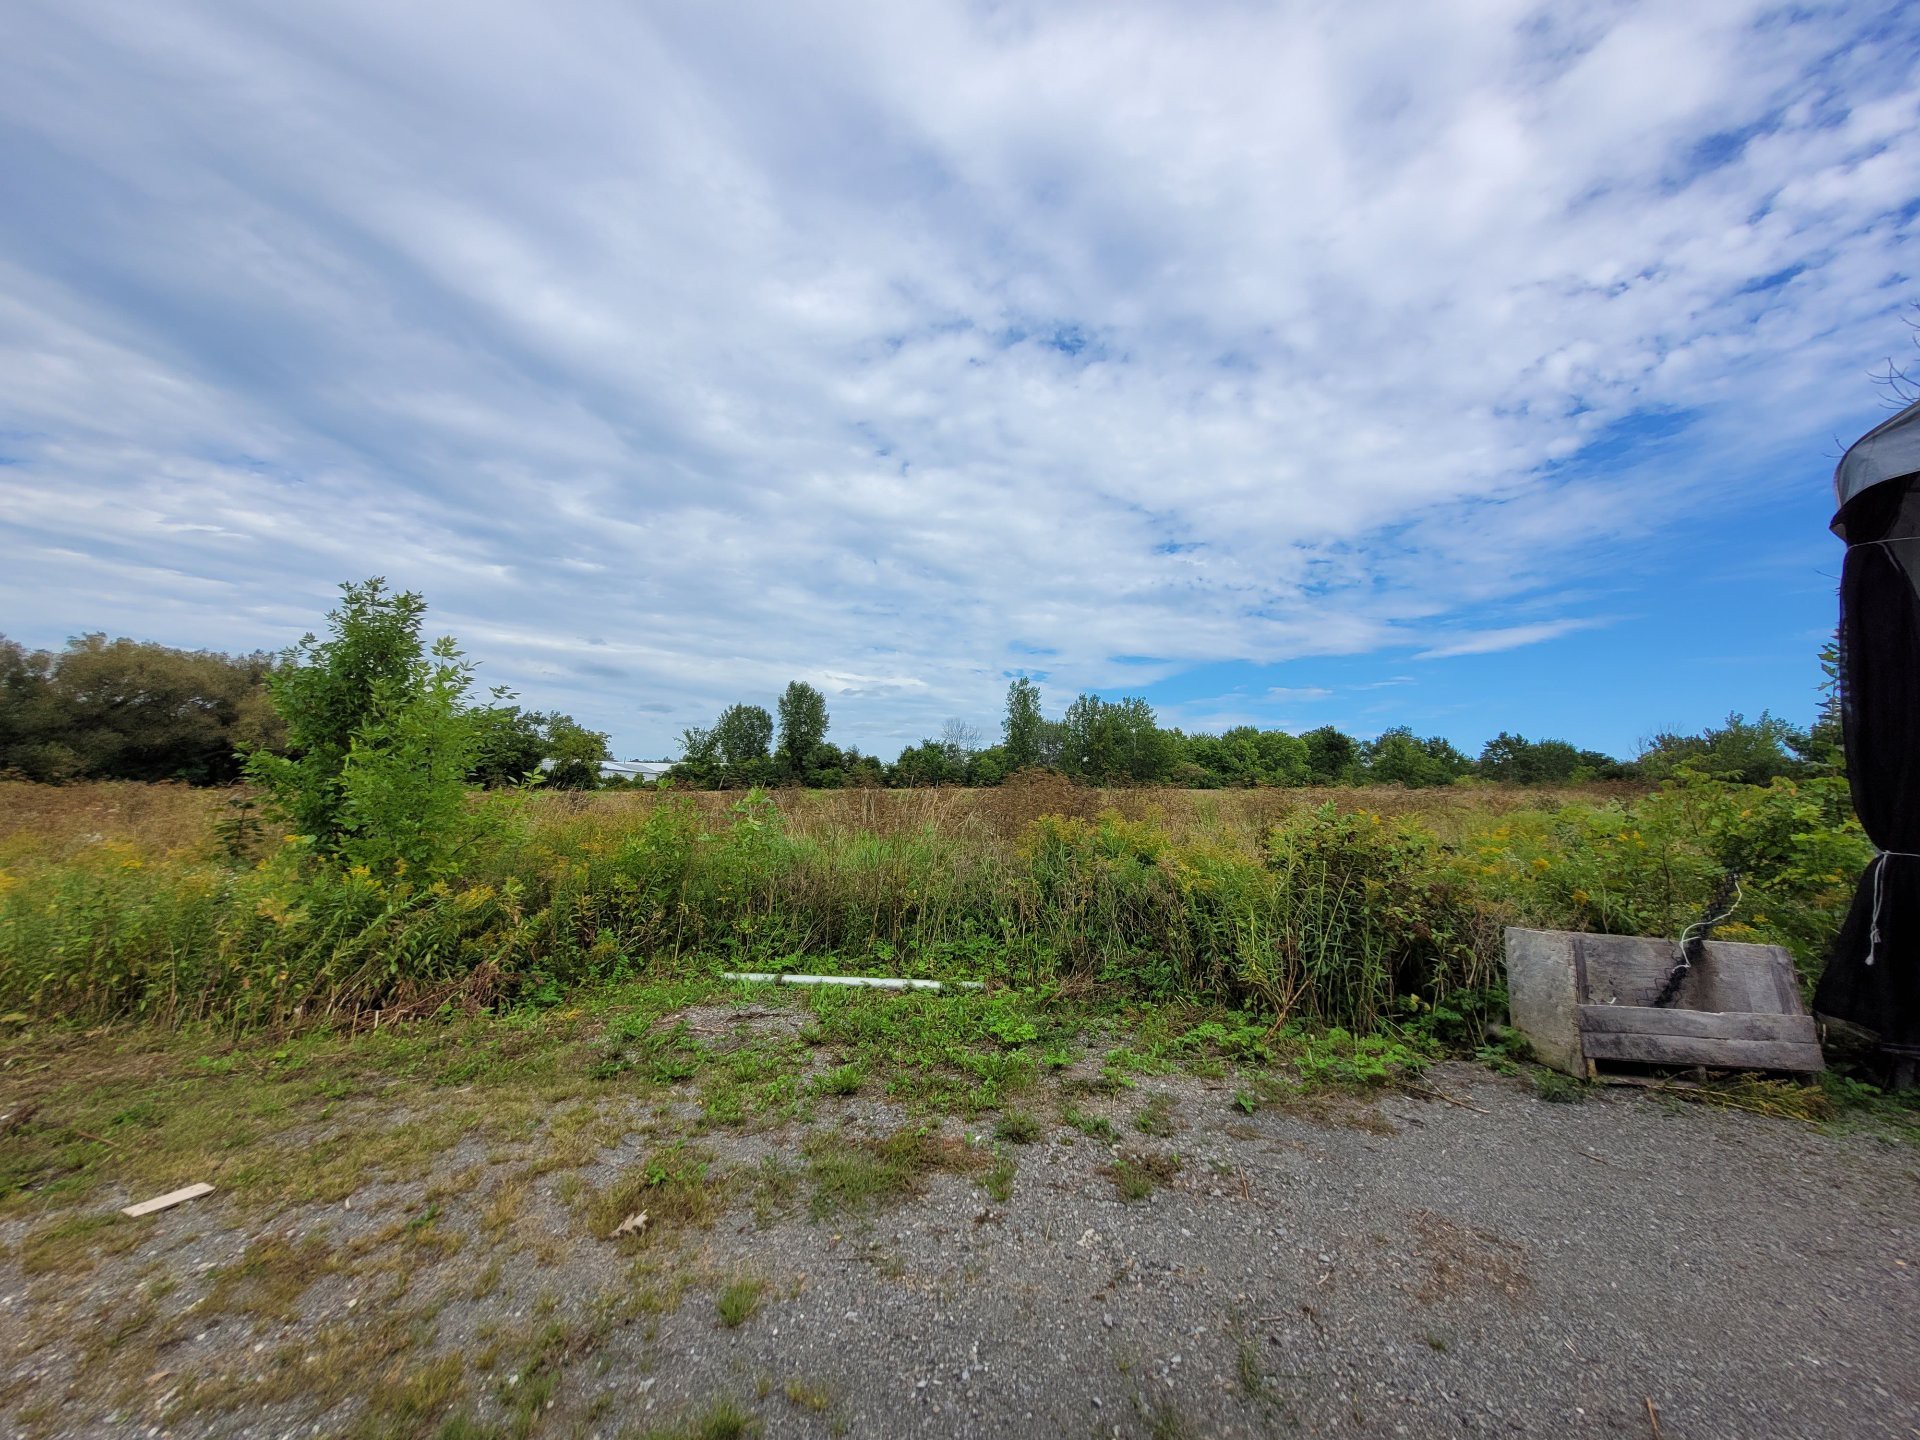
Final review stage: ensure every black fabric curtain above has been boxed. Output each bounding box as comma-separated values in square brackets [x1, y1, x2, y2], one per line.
[1815, 471, 1920, 1050]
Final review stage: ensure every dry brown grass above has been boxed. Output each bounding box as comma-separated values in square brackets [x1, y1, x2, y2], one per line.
[1, 776, 1636, 866]
[529, 775, 1635, 849]
[0, 780, 236, 865]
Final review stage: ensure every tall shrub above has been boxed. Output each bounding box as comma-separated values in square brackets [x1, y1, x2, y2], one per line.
[246, 578, 489, 878]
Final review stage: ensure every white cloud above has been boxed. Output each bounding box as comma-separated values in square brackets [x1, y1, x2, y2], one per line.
[0, 1, 1914, 753]
[1415, 619, 1610, 660]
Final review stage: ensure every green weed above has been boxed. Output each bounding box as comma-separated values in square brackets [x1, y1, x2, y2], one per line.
[716, 1276, 766, 1328]
[1061, 1106, 1117, 1141]
[803, 1128, 983, 1219]
[1105, 1149, 1181, 1202]
[993, 1109, 1043, 1144]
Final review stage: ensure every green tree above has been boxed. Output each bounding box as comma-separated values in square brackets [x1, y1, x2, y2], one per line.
[1796, 634, 1844, 772]
[245, 579, 486, 876]
[1480, 731, 1628, 783]
[0, 638, 67, 780]
[541, 714, 612, 789]
[468, 705, 547, 787]
[1418, 734, 1476, 782]
[890, 738, 962, 786]
[968, 744, 1012, 786]
[0, 632, 280, 784]
[1361, 727, 1452, 788]
[1301, 725, 1358, 785]
[714, 704, 773, 766]
[776, 681, 830, 778]
[466, 707, 609, 790]
[673, 725, 720, 786]
[1002, 678, 1045, 770]
[1060, 693, 1173, 783]
[1210, 726, 1311, 786]
[1636, 712, 1808, 787]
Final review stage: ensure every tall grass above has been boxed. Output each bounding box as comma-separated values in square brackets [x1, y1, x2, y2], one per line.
[0, 772, 1866, 1031]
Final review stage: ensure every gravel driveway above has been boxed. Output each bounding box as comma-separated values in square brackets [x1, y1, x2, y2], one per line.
[4, 1061, 1916, 1440]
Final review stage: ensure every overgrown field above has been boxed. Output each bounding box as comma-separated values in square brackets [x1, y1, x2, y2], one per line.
[0, 770, 1869, 1036]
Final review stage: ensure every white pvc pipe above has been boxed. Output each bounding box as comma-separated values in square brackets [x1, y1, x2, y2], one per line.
[720, 971, 984, 992]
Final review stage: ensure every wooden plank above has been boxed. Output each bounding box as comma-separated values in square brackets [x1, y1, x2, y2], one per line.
[1770, 952, 1807, 1017]
[1577, 1005, 1817, 1044]
[1572, 934, 1799, 1013]
[1502, 929, 1584, 1076]
[1580, 1031, 1825, 1072]
[122, 1182, 213, 1217]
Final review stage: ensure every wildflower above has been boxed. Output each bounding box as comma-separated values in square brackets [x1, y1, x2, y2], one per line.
[1530, 857, 1551, 872]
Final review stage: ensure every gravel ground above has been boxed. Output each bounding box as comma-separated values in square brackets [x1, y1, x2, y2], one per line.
[4, 1060, 1917, 1440]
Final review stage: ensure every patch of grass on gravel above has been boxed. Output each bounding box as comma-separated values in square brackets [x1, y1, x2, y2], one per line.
[791, 988, 1064, 1116]
[716, 1275, 766, 1328]
[783, 1377, 831, 1411]
[981, 1151, 1016, 1202]
[18, 1210, 145, 1275]
[0, 1004, 621, 1221]
[1104, 1149, 1182, 1202]
[1136, 1393, 1194, 1439]
[582, 1143, 721, 1244]
[1061, 1106, 1117, 1141]
[812, 1062, 865, 1096]
[1133, 1093, 1177, 1137]
[698, 1037, 811, 1131]
[202, 1234, 337, 1322]
[635, 1396, 761, 1440]
[993, 1108, 1043, 1144]
[803, 1127, 984, 1219]
[1532, 1069, 1592, 1103]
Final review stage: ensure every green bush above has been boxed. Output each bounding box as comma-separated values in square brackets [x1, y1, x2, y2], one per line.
[1456, 771, 1868, 975]
[246, 578, 496, 881]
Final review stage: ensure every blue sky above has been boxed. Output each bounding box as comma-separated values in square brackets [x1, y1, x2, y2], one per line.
[1, 1, 1917, 762]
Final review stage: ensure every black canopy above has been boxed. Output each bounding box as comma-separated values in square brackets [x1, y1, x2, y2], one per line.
[1815, 397, 1920, 1059]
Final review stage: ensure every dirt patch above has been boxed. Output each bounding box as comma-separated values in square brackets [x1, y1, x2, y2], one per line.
[661, 1002, 813, 1051]
[1406, 1208, 1532, 1304]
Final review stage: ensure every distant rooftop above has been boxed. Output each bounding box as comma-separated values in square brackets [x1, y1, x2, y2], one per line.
[598, 759, 675, 781]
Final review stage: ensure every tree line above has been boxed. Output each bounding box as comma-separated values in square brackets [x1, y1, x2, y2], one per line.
[668, 674, 1829, 791]
[1, 584, 1833, 792]
[1, 592, 612, 790]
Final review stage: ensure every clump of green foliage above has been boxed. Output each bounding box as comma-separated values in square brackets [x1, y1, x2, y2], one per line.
[1456, 769, 1868, 982]
[244, 578, 495, 880]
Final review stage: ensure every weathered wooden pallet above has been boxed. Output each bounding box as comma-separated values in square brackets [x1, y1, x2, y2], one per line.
[1504, 927, 1823, 1078]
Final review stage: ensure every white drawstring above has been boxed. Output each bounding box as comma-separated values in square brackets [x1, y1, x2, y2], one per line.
[1867, 851, 1920, 967]
[1676, 875, 1743, 962]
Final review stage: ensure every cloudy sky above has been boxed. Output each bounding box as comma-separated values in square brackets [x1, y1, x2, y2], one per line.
[2, 1, 1917, 761]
